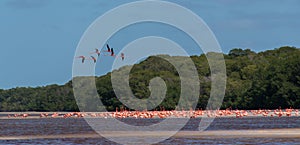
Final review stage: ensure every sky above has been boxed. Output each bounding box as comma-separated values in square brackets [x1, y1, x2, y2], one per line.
[1, 0, 300, 89]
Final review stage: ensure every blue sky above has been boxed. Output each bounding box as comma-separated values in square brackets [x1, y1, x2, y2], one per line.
[1, 0, 300, 89]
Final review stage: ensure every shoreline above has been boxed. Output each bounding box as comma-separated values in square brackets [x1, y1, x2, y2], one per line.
[1, 115, 299, 120]
[1, 128, 300, 140]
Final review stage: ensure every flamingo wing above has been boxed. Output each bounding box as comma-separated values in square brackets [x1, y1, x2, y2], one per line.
[111, 48, 114, 56]
[77, 56, 85, 63]
[91, 56, 96, 63]
[106, 44, 111, 52]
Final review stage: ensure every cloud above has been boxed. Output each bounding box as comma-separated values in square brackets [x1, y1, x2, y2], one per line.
[6, 0, 47, 9]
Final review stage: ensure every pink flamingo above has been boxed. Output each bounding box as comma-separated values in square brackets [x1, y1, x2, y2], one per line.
[121, 53, 125, 60]
[51, 112, 58, 118]
[104, 44, 125, 60]
[105, 44, 112, 52]
[91, 48, 101, 56]
[77, 56, 85, 63]
[110, 48, 115, 56]
[22, 113, 29, 118]
[103, 45, 115, 57]
[90, 56, 97, 63]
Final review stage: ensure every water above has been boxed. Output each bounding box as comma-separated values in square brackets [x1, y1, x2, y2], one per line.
[0, 117, 299, 144]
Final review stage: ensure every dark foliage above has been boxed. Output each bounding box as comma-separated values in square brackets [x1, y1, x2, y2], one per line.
[0, 46, 299, 111]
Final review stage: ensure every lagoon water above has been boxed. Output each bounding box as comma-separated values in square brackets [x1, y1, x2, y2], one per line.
[0, 117, 300, 144]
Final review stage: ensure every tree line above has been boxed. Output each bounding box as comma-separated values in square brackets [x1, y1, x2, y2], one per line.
[0, 46, 299, 111]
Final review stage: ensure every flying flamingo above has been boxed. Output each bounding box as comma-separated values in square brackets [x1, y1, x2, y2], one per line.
[110, 48, 115, 56]
[121, 53, 125, 60]
[103, 44, 116, 57]
[109, 49, 125, 61]
[105, 47, 116, 57]
[77, 56, 85, 63]
[110, 49, 125, 61]
[105, 44, 111, 52]
[90, 56, 97, 63]
[91, 48, 101, 56]
[104, 44, 124, 60]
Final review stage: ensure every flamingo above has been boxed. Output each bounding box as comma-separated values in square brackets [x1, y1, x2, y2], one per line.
[91, 48, 101, 56]
[105, 44, 111, 52]
[121, 53, 125, 60]
[77, 56, 85, 63]
[104, 44, 124, 60]
[103, 46, 115, 57]
[90, 56, 97, 63]
[110, 48, 115, 56]
[22, 113, 28, 118]
[51, 112, 58, 118]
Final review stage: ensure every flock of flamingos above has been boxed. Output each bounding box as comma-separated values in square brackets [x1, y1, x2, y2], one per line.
[76, 44, 125, 63]
[6, 107, 299, 119]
